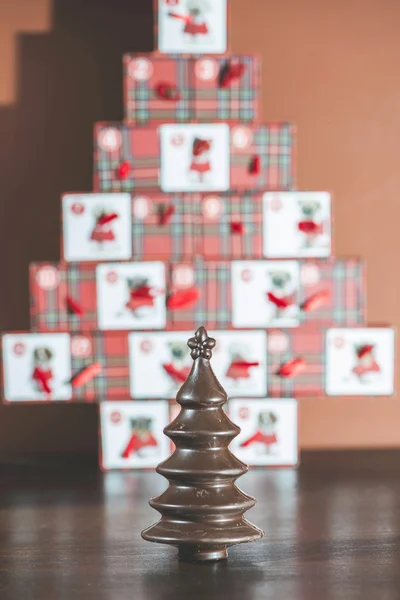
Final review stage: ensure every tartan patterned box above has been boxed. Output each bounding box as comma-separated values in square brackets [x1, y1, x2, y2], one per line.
[267, 329, 325, 397]
[196, 192, 264, 259]
[123, 54, 260, 125]
[154, 0, 230, 55]
[166, 258, 366, 330]
[30, 258, 366, 333]
[30, 263, 98, 333]
[1, 331, 130, 403]
[93, 123, 295, 193]
[299, 258, 366, 327]
[61, 192, 200, 263]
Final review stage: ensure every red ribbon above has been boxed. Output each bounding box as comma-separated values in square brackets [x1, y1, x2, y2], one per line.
[118, 161, 131, 179]
[159, 204, 175, 225]
[219, 62, 246, 88]
[231, 221, 245, 234]
[72, 363, 103, 388]
[167, 287, 201, 310]
[301, 290, 330, 313]
[155, 82, 181, 101]
[278, 358, 306, 378]
[66, 296, 84, 317]
[249, 155, 260, 175]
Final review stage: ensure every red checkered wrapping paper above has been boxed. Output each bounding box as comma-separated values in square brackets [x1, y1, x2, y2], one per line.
[299, 259, 366, 327]
[267, 329, 325, 397]
[130, 192, 200, 260]
[29, 259, 366, 333]
[70, 332, 130, 401]
[61, 192, 264, 263]
[124, 54, 260, 125]
[60, 192, 199, 263]
[167, 258, 366, 330]
[30, 263, 97, 333]
[196, 192, 264, 259]
[93, 123, 295, 193]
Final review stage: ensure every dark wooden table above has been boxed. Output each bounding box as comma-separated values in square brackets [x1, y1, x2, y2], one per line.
[1, 451, 400, 600]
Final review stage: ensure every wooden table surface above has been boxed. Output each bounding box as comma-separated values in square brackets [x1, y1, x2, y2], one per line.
[1, 451, 400, 600]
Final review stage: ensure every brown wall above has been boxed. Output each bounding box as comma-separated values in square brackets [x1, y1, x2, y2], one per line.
[0, 0, 51, 104]
[0, 0, 399, 455]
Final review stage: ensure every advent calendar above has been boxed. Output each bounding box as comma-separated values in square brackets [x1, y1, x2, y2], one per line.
[1, 1, 396, 470]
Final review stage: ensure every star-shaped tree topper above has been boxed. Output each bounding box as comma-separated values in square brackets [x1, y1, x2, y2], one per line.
[187, 326, 216, 360]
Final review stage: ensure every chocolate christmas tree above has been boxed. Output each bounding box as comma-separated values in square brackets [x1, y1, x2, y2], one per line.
[141, 326, 263, 562]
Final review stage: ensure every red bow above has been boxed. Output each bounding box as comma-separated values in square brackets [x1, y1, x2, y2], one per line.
[155, 82, 181, 101]
[301, 290, 330, 313]
[278, 358, 306, 378]
[72, 363, 102, 388]
[167, 287, 201, 310]
[219, 62, 246, 88]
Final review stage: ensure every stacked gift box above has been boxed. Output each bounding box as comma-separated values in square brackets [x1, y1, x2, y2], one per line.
[1, 0, 396, 470]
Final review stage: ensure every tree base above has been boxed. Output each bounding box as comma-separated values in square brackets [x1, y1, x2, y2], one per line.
[178, 545, 228, 563]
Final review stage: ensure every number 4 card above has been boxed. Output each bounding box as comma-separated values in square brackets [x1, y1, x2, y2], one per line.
[160, 124, 230, 192]
[157, 0, 228, 55]
[2, 333, 72, 402]
[325, 328, 395, 396]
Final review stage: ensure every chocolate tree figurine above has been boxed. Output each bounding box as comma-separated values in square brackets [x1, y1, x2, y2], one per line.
[141, 326, 263, 562]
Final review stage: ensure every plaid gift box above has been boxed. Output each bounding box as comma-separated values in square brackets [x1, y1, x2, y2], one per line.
[131, 192, 200, 260]
[196, 192, 264, 259]
[1, 331, 130, 403]
[61, 192, 200, 263]
[93, 123, 295, 193]
[70, 332, 130, 401]
[123, 54, 260, 125]
[166, 261, 232, 330]
[30, 263, 98, 332]
[30, 258, 365, 333]
[267, 328, 325, 397]
[167, 258, 366, 331]
[299, 258, 366, 327]
[154, 0, 230, 55]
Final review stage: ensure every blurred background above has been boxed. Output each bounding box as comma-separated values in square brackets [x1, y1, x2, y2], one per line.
[0, 0, 399, 457]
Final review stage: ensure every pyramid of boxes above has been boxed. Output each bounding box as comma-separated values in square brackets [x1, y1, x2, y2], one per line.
[1, 0, 396, 470]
